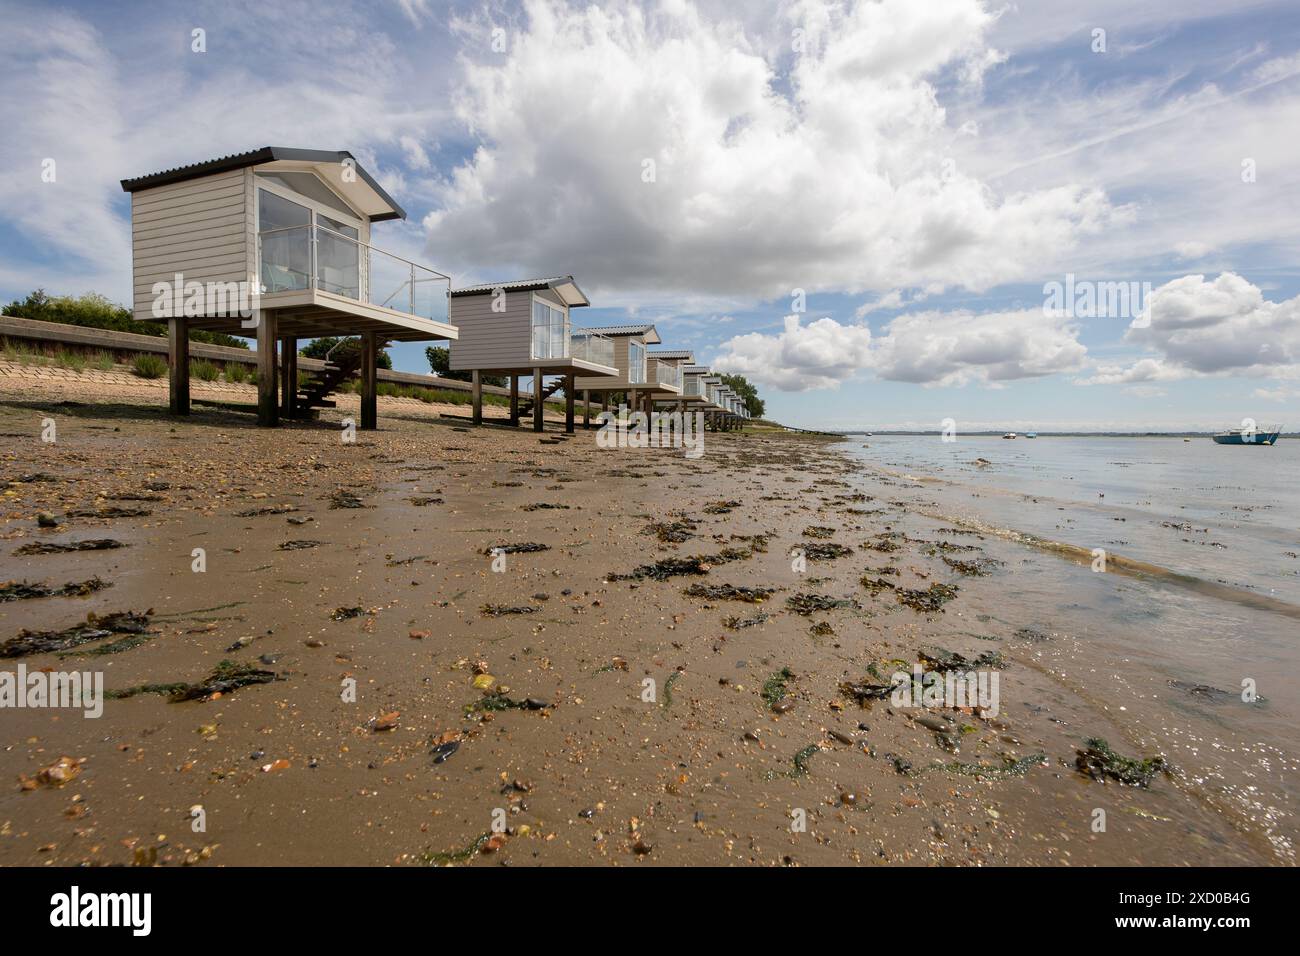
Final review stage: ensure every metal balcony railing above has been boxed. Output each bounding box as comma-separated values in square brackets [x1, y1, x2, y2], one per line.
[654, 360, 681, 390]
[258, 224, 451, 323]
[570, 329, 614, 367]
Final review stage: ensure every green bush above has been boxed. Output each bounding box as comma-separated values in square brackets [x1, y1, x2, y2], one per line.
[131, 353, 167, 379]
[225, 363, 249, 383]
[192, 359, 220, 381]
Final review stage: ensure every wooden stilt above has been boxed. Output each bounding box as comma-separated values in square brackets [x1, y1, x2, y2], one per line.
[583, 389, 591, 428]
[280, 336, 297, 416]
[509, 375, 519, 426]
[360, 332, 377, 430]
[168, 317, 190, 416]
[532, 368, 544, 432]
[472, 370, 483, 425]
[255, 310, 278, 427]
[564, 374, 575, 434]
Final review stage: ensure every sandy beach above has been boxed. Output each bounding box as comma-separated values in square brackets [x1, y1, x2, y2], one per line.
[0, 378, 1289, 867]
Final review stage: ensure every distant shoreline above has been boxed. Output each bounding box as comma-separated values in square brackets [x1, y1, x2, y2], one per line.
[830, 430, 1296, 438]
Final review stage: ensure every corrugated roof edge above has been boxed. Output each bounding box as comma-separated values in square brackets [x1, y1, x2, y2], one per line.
[119, 147, 405, 222]
[449, 276, 572, 296]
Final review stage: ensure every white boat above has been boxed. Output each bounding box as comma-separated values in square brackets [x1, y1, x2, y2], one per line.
[1002, 432, 1017, 439]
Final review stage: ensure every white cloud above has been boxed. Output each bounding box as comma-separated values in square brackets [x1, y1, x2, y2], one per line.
[870, 307, 1087, 386]
[713, 314, 874, 391]
[713, 305, 1087, 390]
[1081, 273, 1300, 384]
[424, 0, 1120, 303]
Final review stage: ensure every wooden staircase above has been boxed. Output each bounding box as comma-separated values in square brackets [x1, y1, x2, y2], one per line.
[517, 377, 565, 419]
[292, 339, 378, 417]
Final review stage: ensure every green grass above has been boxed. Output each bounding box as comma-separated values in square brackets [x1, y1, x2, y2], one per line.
[225, 363, 249, 384]
[131, 353, 167, 379]
[191, 359, 220, 382]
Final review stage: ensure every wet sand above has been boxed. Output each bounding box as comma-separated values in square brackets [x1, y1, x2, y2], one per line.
[0, 390, 1288, 866]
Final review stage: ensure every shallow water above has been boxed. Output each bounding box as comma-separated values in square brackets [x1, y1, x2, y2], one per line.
[846, 434, 1300, 863]
[850, 435, 1300, 604]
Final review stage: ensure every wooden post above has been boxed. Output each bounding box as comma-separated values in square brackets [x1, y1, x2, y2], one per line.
[472, 370, 483, 425]
[360, 331, 377, 430]
[532, 368, 544, 432]
[564, 374, 575, 434]
[509, 375, 519, 426]
[256, 310, 278, 427]
[168, 317, 190, 416]
[279, 336, 296, 416]
[583, 389, 591, 428]
[628, 389, 637, 416]
[601, 392, 609, 412]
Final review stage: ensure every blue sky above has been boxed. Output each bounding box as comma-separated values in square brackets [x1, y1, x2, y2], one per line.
[3, 0, 1300, 430]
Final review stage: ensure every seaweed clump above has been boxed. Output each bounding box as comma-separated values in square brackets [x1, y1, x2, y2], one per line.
[1, 610, 153, 658]
[838, 679, 895, 704]
[1074, 738, 1166, 787]
[786, 593, 860, 616]
[918, 647, 1005, 672]
[762, 667, 795, 707]
[642, 519, 696, 543]
[15, 539, 125, 556]
[0, 577, 110, 603]
[483, 542, 550, 555]
[801, 543, 853, 561]
[895, 582, 959, 613]
[479, 604, 539, 617]
[109, 659, 282, 702]
[765, 743, 820, 779]
[683, 583, 773, 603]
[607, 548, 750, 582]
[724, 612, 770, 630]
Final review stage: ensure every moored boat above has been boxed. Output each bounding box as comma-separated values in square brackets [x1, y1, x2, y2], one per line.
[1212, 423, 1282, 445]
[1002, 432, 1017, 439]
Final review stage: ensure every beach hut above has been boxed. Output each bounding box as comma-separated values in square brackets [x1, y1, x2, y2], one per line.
[446, 277, 617, 432]
[648, 350, 694, 414]
[571, 323, 663, 423]
[120, 146, 458, 428]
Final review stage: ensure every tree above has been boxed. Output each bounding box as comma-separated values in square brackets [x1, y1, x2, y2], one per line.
[720, 373, 765, 418]
[301, 336, 391, 369]
[425, 346, 505, 387]
[3, 290, 249, 348]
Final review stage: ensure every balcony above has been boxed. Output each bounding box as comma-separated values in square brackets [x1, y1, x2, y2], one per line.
[257, 224, 453, 337]
[571, 329, 615, 367]
[654, 360, 682, 391]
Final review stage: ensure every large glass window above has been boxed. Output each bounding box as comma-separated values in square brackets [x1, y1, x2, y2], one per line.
[258, 190, 311, 292]
[258, 182, 362, 299]
[316, 213, 360, 299]
[628, 341, 646, 384]
[531, 297, 569, 360]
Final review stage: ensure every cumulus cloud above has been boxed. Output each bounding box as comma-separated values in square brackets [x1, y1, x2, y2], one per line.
[713, 315, 874, 391]
[1079, 273, 1300, 384]
[713, 306, 1087, 390]
[870, 308, 1087, 386]
[424, 0, 1118, 302]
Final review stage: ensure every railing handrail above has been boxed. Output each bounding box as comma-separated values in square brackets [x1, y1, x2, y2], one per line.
[258, 223, 451, 281]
